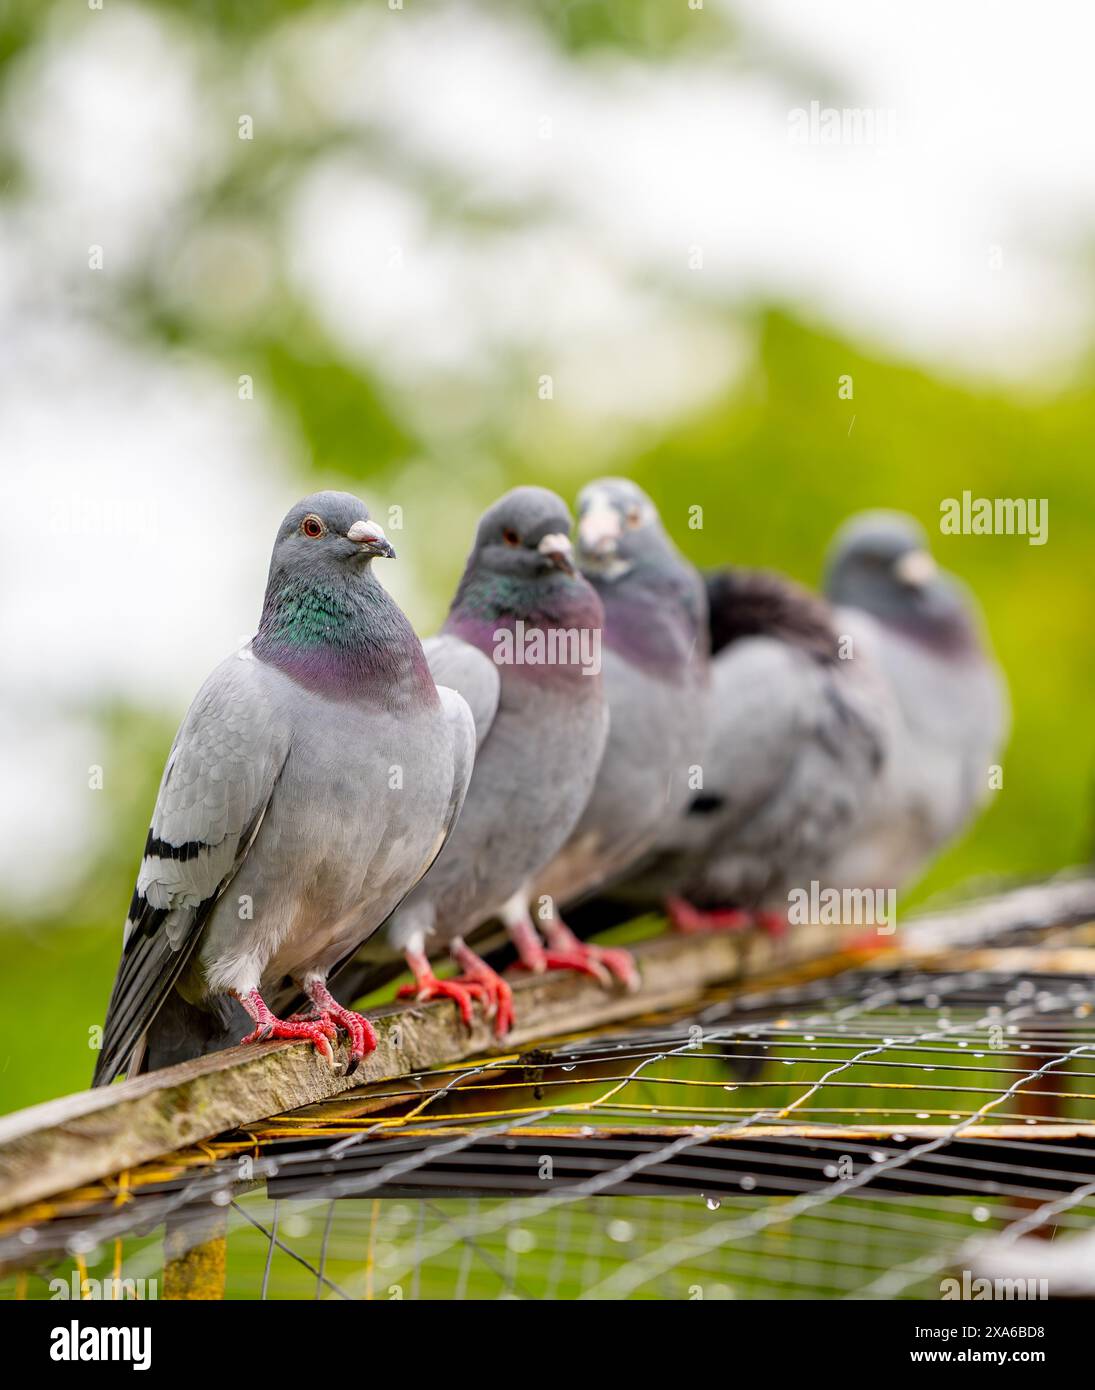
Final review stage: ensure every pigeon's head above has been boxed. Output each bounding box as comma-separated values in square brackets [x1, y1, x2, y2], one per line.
[575, 477, 671, 579]
[270, 492, 395, 581]
[257, 492, 425, 691]
[824, 510, 976, 646]
[469, 486, 577, 580]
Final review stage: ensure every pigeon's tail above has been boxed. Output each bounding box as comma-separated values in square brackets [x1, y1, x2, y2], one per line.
[132, 991, 249, 1076]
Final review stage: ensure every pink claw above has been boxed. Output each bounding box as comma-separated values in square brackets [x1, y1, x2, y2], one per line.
[578, 943, 641, 991]
[397, 945, 518, 1037]
[304, 982, 379, 1074]
[451, 942, 516, 1037]
[397, 974, 486, 1028]
[529, 946, 642, 990]
[238, 1002, 336, 1066]
[517, 918, 640, 993]
[287, 1011, 339, 1041]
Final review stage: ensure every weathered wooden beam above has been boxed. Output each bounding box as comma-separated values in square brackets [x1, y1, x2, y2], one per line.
[2, 874, 1092, 1219]
[0, 920, 850, 1216]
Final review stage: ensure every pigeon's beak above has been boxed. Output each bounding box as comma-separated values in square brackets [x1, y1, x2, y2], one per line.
[893, 549, 936, 588]
[578, 505, 621, 559]
[347, 519, 396, 560]
[537, 532, 576, 575]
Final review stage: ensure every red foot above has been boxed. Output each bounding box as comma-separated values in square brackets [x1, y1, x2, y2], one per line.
[667, 898, 752, 934]
[514, 920, 639, 992]
[285, 1011, 339, 1040]
[236, 989, 336, 1066]
[397, 947, 508, 1032]
[514, 945, 603, 983]
[397, 950, 486, 1039]
[554, 948, 630, 986]
[304, 982, 378, 1075]
[397, 973, 487, 1028]
[566, 943, 639, 990]
[452, 941, 516, 1037]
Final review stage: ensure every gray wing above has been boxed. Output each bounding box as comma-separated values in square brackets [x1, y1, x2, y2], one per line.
[434, 684, 477, 849]
[832, 605, 1008, 876]
[359, 683, 475, 908]
[327, 680, 478, 1007]
[424, 634, 500, 749]
[644, 636, 887, 906]
[92, 653, 291, 1085]
[697, 637, 887, 902]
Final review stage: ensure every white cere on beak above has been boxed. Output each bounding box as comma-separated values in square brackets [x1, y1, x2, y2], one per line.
[894, 549, 937, 587]
[537, 532, 574, 563]
[578, 490, 623, 555]
[347, 519, 388, 546]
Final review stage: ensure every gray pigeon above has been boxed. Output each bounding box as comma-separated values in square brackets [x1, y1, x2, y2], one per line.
[580, 563, 895, 932]
[92, 491, 475, 1085]
[336, 486, 609, 1035]
[820, 510, 1009, 892]
[534, 479, 710, 976]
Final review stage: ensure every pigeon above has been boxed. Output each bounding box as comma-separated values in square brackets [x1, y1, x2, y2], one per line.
[820, 510, 1009, 892]
[92, 491, 475, 1085]
[574, 562, 895, 933]
[334, 486, 610, 1035]
[533, 479, 710, 976]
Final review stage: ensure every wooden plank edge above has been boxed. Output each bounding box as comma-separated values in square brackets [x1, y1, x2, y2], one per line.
[4, 869, 1093, 1220]
[0, 922, 852, 1215]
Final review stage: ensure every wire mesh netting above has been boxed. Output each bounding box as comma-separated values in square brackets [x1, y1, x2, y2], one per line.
[3, 914, 1095, 1300]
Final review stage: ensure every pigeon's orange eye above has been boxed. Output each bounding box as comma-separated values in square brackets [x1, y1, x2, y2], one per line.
[301, 515, 324, 539]
[502, 528, 520, 546]
[626, 506, 643, 528]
